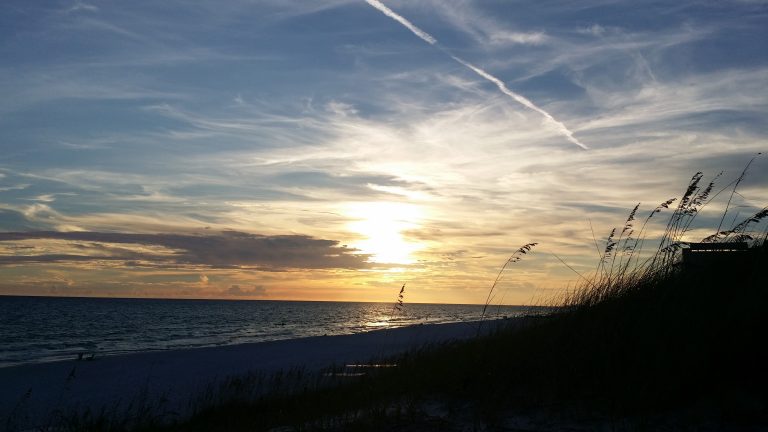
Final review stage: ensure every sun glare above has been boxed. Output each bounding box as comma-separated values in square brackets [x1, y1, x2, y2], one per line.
[346, 202, 424, 265]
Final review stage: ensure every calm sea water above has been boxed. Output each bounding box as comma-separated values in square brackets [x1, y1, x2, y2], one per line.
[0, 296, 541, 368]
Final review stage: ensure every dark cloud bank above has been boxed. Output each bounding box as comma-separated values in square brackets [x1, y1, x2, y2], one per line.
[227, 284, 267, 297]
[0, 231, 370, 270]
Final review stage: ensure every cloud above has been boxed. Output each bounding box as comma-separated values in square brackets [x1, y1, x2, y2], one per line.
[325, 100, 359, 117]
[226, 284, 267, 297]
[489, 31, 549, 46]
[421, 0, 549, 47]
[573, 67, 768, 135]
[577, 24, 608, 37]
[0, 231, 371, 270]
[0, 208, 53, 231]
[67, 1, 99, 13]
[0, 184, 31, 192]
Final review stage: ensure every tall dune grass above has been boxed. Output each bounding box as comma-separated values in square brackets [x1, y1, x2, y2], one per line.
[561, 159, 767, 310]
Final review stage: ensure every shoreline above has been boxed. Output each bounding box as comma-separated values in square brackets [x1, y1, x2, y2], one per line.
[0, 296, 547, 369]
[0, 318, 517, 425]
[0, 294, 516, 307]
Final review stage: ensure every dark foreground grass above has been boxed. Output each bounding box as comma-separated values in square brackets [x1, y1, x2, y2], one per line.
[40, 272, 768, 431]
[116, 243, 764, 432]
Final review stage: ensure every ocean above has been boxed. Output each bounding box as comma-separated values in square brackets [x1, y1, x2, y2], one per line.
[0, 296, 542, 368]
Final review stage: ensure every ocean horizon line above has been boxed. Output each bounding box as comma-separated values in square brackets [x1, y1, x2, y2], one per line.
[0, 293, 549, 308]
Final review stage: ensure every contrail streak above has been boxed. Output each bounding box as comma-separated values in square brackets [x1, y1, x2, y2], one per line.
[365, 0, 437, 45]
[451, 56, 589, 150]
[363, 0, 587, 149]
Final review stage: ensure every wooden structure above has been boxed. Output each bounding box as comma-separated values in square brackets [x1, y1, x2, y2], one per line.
[681, 242, 750, 269]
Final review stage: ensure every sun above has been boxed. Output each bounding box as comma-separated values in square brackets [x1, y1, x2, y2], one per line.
[346, 202, 424, 265]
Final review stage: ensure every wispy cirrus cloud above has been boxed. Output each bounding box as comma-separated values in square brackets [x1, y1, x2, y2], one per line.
[488, 31, 549, 46]
[421, 0, 550, 47]
[67, 1, 99, 13]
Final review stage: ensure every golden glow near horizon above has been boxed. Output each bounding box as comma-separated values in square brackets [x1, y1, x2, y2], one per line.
[345, 202, 425, 265]
[1, 2, 767, 305]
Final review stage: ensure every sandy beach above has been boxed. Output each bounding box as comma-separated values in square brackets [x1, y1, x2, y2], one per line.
[0, 320, 495, 426]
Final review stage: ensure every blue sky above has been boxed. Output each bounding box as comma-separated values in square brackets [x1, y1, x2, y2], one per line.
[1, 0, 767, 303]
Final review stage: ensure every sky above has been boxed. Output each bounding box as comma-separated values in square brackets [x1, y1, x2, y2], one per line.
[1, 0, 767, 304]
